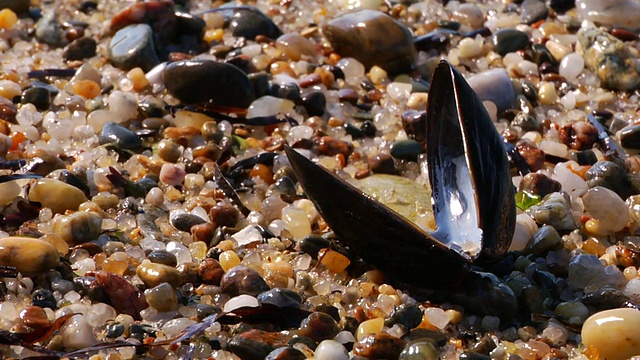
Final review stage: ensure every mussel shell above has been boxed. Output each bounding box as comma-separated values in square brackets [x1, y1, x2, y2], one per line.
[426, 62, 515, 263]
[284, 146, 471, 289]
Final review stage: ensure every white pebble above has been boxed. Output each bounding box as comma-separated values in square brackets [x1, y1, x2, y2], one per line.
[314, 340, 349, 360]
[159, 163, 186, 186]
[559, 53, 585, 79]
[162, 318, 197, 338]
[61, 315, 99, 350]
[231, 225, 263, 246]
[510, 213, 538, 251]
[86, 303, 117, 329]
[386, 82, 412, 101]
[223, 294, 259, 312]
[458, 38, 482, 58]
[246, 96, 295, 118]
[425, 307, 449, 329]
[582, 186, 630, 232]
[108, 91, 138, 123]
[337, 57, 365, 86]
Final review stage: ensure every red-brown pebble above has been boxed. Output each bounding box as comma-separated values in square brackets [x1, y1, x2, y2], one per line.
[198, 258, 225, 285]
[209, 202, 240, 228]
[558, 121, 598, 150]
[516, 139, 546, 171]
[20, 306, 50, 329]
[353, 332, 405, 359]
[315, 136, 353, 158]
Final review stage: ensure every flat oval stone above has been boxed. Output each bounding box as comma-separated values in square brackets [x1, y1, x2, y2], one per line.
[620, 124, 640, 149]
[322, 9, 416, 74]
[51, 211, 103, 244]
[136, 259, 182, 288]
[109, 24, 161, 72]
[28, 178, 88, 214]
[169, 211, 207, 232]
[163, 59, 255, 108]
[99, 122, 143, 151]
[390, 139, 423, 161]
[492, 28, 530, 56]
[582, 308, 640, 360]
[0, 237, 60, 276]
[229, 7, 282, 40]
[220, 265, 270, 296]
[467, 69, 516, 113]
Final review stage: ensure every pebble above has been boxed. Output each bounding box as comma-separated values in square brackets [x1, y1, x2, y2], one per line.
[169, 211, 207, 232]
[520, 0, 549, 24]
[390, 139, 423, 161]
[63, 37, 97, 61]
[159, 163, 186, 186]
[467, 69, 516, 113]
[526, 225, 562, 256]
[451, 4, 484, 29]
[228, 329, 291, 360]
[51, 211, 102, 244]
[32, 289, 57, 309]
[399, 341, 439, 360]
[148, 250, 178, 267]
[582, 308, 640, 360]
[21, 87, 52, 111]
[322, 10, 416, 74]
[229, 6, 282, 40]
[20, 305, 50, 329]
[266, 346, 306, 360]
[353, 332, 405, 359]
[198, 257, 224, 285]
[145, 282, 178, 312]
[368, 153, 397, 175]
[35, 11, 63, 46]
[276, 33, 317, 61]
[558, 53, 584, 79]
[586, 160, 638, 200]
[620, 124, 640, 149]
[576, 0, 640, 28]
[28, 178, 88, 214]
[109, 24, 160, 71]
[583, 186, 630, 232]
[163, 59, 255, 108]
[386, 303, 423, 329]
[568, 254, 627, 289]
[527, 192, 577, 231]
[99, 122, 142, 151]
[299, 311, 341, 342]
[578, 26, 640, 91]
[300, 90, 326, 116]
[492, 29, 530, 56]
[136, 259, 182, 288]
[314, 340, 349, 360]
[220, 265, 270, 296]
[257, 287, 302, 308]
[61, 314, 98, 350]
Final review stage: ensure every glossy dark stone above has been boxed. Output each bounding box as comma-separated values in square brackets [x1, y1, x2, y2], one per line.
[361, 120, 377, 137]
[99, 122, 143, 151]
[368, 153, 397, 175]
[549, 0, 575, 13]
[586, 160, 639, 199]
[300, 90, 326, 116]
[390, 139, 423, 161]
[492, 28, 530, 56]
[229, 7, 282, 40]
[169, 212, 207, 232]
[63, 37, 97, 61]
[31, 289, 57, 309]
[258, 288, 303, 308]
[221, 265, 270, 296]
[520, 0, 549, 24]
[621, 124, 640, 149]
[322, 9, 416, 74]
[108, 24, 160, 71]
[148, 250, 178, 267]
[163, 59, 255, 108]
[298, 312, 340, 342]
[21, 87, 51, 111]
[385, 303, 422, 329]
[265, 347, 306, 360]
[299, 234, 331, 259]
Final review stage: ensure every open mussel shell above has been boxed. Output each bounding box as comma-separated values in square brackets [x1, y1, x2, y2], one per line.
[426, 61, 515, 264]
[284, 60, 515, 289]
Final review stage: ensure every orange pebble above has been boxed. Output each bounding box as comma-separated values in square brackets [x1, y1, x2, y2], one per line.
[72, 79, 101, 99]
[319, 248, 350, 273]
[249, 163, 274, 184]
[0, 9, 18, 30]
[9, 131, 25, 151]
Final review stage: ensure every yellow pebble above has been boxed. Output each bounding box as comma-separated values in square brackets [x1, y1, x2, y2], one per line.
[0, 9, 18, 30]
[0, 80, 21, 100]
[368, 66, 388, 85]
[356, 317, 384, 341]
[39, 233, 69, 256]
[581, 238, 608, 256]
[217, 239, 235, 251]
[204, 29, 224, 43]
[378, 284, 397, 296]
[624, 266, 638, 280]
[126, 67, 149, 92]
[219, 250, 241, 271]
[582, 308, 640, 360]
[189, 241, 208, 261]
[102, 258, 128, 275]
[72, 80, 101, 99]
[319, 248, 350, 273]
[585, 218, 608, 237]
[446, 309, 463, 325]
[538, 82, 557, 105]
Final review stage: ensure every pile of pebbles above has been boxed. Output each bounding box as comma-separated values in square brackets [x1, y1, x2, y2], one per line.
[2, 0, 640, 359]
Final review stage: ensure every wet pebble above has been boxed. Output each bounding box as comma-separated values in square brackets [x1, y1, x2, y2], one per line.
[582, 308, 640, 360]
[586, 160, 639, 199]
[35, 11, 63, 46]
[163, 59, 254, 108]
[386, 303, 422, 330]
[368, 153, 397, 175]
[0, 237, 60, 276]
[467, 69, 516, 113]
[229, 6, 282, 40]
[209, 202, 240, 227]
[315, 339, 349, 360]
[28, 178, 88, 214]
[353, 332, 405, 359]
[299, 311, 341, 342]
[451, 4, 484, 29]
[300, 90, 326, 116]
[61, 314, 98, 350]
[322, 9, 416, 74]
[526, 225, 562, 256]
[220, 265, 270, 296]
[148, 250, 178, 267]
[228, 329, 291, 360]
[258, 287, 302, 308]
[492, 29, 530, 56]
[63, 37, 97, 61]
[20, 305, 50, 329]
[568, 254, 627, 289]
[527, 192, 577, 231]
[109, 24, 160, 71]
[21, 87, 52, 111]
[399, 341, 438, 360]
[169, 211, 207, 232]
[583, 186, 630, 232]
[145, 282, 178, 312]
[32, 288, 57, 309]
[51, 211, 102, 244]
[620, 124, 640, 150]
[390, 139, 422, 161]
[266, 346, 306, 360]
[198, 258, 224, 285]
[99, 122, 142, 151]
[518, 172, 562, 197]
[136, 259, 182, 288]
[520, 0, 549, 24]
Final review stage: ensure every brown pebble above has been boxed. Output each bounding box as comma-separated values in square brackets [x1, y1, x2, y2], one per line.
[298, 311, 340, 342]
[353, 332, 405, 359]
[191, 222, 215, 243]
[558, 121, 598, 150]
[198, 258, 224, 285]
[368, 153, 398, 175]
[315, 136, 353, 158]
[220, 265, 270, 296]
[516, 139, 546, 171]
[20, 306, 50, 329]
[338, 88, 359, 104]
[518, 172, 562, 198]
[0, 97, 17, 123]
[299, 74, 322, 88]
[611, 28, 638, 41]
[209, 202, 240, 228]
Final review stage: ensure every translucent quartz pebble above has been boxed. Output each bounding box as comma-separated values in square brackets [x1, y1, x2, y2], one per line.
[246, 96, 295, 119]
[582, 308, 640, 360]
[467, 68, 516, 113]
[162, 318, 197, 338]
[0, 180, 20, 205]
[559, 53, 584, 79]
[86, 303, 117, 328]
[281, 206, 311, 239]
[314, 340, 349, 360]
[576, 0, 640, 28]
[231, 225, 263, 246]
[61, 314, 99, 350]
[223, 294, 259, 312]
[582, 186, 630, 232]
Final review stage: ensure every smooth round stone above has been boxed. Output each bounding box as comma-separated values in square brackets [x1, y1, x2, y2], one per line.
[526, 225, 562, 256]
[28, 178, 88, 214]
[21, 87, 51, 111]
[399, 341, 439, 360]
[0, 237, 59, 276]
[169, 211, 207, 232]
[51, 211, 102, 244]
[386, 303, 423, 330]
[35, 12, 63, 46]
[520, 0, 549, 24]
[390, 139, 423, 161]
[368, 153, 397, 175]
[61, 315, 99, 350]
[145, 283, 178, 312]
[257, 287, 302, 308]
[353, 333, 405, 359]
[32, 289, 57, 309]
[467, 69, 516, 113]
[148, 250, 178, 267]
[63, 37, 97, 61]
[322, 9, 416, 74]
[582, 186, 630, 232]
[99, 122, 142, 151]
[314, 340, 349, 360]
[492, 29, 530, 56]
[451, 4, 484, 29]
[582, 308, 640, 360]
[559, 53, 584, 79]
[300, 90, 326, 116]
[527, 192, 577, 231]
[229, 6, 282, 40]
[299, 312, 341, 342]
[276, 33, 317, 61]
[136, 259, 182, 288]
[220, 265, 270, 297]
[299, 234, 331, 259]
[620, 124, 640, 149]
[163, 59, 254, 108]
[109, 24, 160, 71]
[586, 161, 638, 199]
